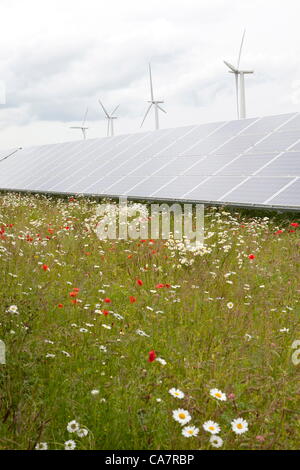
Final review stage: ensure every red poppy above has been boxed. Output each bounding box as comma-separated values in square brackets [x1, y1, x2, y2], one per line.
[148, 350, 156, 362]
[102, 309, 109, 316]
[69, 291, 77, 297]
[291, 222, 299, 227]
[248, 254, 255, 260]
[58, 304, 63, 308]
[104, 297, 111, 303]
[136, 279, 143, 286]
[129, 296, 137, 303]
[73, 288, 80, 292]
[42, 264, 49, 271]
[156, 283, 165, 289]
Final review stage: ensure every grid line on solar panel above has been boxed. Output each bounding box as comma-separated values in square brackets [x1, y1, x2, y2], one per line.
[180, 118, 258, 157]
[0, 143, 75, 188]
[239, 113, 297, 135]
[1, 139, 99, 189]
[46, 132, 152, 192]
[90, 118, 261, 199]
[75, 128, 182, 194]
[123, 118, 263, 199]
[15, 141, 104, 190]
[219, 176, 295, 204]
[266, 177, 300, 206]
[155, 121, 227, 157]
[256, 152, 300, 177]
[182, 113, 299, 200]
[24, 134, 133, 190]
[264, 176, 299, 204]
[92, 126, 198, 195]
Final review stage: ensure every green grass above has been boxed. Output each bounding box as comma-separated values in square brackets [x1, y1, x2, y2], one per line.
[0, 192, 299, 450]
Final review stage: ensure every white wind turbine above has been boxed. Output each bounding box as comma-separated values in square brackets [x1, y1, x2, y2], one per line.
[224, 30, 254, 119]
[98, 100, 119, 137]
[70, 107, 89, 139]
[141, 63, 166, 130]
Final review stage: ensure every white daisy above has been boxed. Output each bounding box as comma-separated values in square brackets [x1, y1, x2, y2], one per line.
[35, 442, 48, 450]
[156, 357, 167, 366]
[209, 435, 223, 448]
[7, 305, 19, 314]
[77, 428, 89, 438]
[172, 409, 191, 425]
[227, 302, 234, 309]
[64, 439, 76, 450]
[210, 388, 227, 401]
[169, 388, 184, 399]
[91, 389, 100, 395]
[182, 426, 199, 437]
[231, 417, 249, 434]
[67, 420, 80, 433]
[203, 420, 221, 434]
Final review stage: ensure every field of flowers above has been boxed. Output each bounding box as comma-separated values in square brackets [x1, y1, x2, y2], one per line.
[0, 192, 299, 450]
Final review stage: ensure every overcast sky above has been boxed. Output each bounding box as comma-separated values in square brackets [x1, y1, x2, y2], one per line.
[1, 0, 300, 150]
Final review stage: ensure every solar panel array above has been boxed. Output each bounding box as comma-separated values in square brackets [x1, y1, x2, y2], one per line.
[0, 112, 300, 210]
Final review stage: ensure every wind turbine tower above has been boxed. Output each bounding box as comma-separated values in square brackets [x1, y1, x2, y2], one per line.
[98, 100, 119, 137]
[224, 30, 254, 119]
[141, 63, 166, 130]
[70, 107, 89, 139]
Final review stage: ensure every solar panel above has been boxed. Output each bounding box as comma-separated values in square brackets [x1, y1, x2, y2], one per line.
[0, 112, 299, 210]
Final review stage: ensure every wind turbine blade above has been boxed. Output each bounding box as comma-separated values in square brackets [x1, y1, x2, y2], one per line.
[235, 74, 239, 119]
[140, 103, 153, 127]
[224, 60, 238, 72]
[237, 29, 246, 69]
[98, 99, 110, 118]
[156, 104, 167, 113]
[111, 104, 120, 116]
[149, 63, 154, 101]
[82, 107, 89, 127]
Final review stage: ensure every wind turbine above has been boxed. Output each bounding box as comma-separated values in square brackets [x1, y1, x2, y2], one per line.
[70, 107, 89, 139]
[224, 30, 254, 119]
[98, 100, 119, 137]
[141, 63, 166, 130]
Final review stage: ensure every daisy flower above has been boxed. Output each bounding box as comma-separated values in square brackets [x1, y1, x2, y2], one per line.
[169, 388, 184, 399]
[67, 420, 80, 433]
[203, 420, 221, 434]
[182, 426, 199, 437]
[172, 409, 191, 425]
[210, 388, 227, 401]
[64, 439, 76, 450]
[35, 442, 48, 450]
[7, 305, 19, 315]
[227, 302, 234, 309]
[231, 417, 249, 434]
[209, 435, 223, 448]
[77, 428, 89, 438]
[156, 357, 167, 365]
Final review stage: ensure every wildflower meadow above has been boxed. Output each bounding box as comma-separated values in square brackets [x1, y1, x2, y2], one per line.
[0, 192, 299, 450]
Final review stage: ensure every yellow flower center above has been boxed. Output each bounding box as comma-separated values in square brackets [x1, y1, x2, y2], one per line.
[209, 426, 215, 431]
[237, 423, 243, 429]
[215, 393, 222, 398]
[188, 430, 193, 435]
[179, 413, 186, 419]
